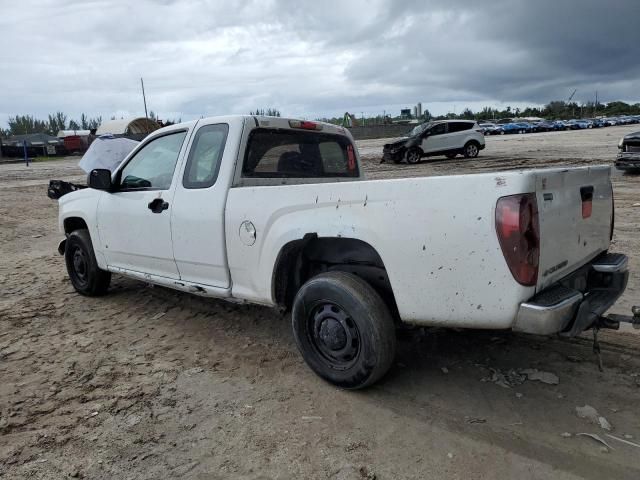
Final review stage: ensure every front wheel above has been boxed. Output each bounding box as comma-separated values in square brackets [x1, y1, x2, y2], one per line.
[405, 147, 422, 164]
[463, 141, 480, 158]
[291, 272, 396, 389]
[65, 229, 111, 296]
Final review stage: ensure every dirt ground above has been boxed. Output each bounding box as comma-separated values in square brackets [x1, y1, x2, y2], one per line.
[1, 126, 639, 479]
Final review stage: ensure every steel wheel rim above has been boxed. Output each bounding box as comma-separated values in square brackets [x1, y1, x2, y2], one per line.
[71, 246, 89, 286]
[307, 302, 360, 370]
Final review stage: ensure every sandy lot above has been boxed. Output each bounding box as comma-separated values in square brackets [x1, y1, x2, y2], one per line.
[1, 126, 639, 479]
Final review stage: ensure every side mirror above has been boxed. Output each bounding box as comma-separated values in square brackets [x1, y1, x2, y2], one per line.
[88, 169, 112, 190]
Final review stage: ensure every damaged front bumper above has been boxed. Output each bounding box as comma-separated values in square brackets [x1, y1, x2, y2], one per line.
[382, 148, 406, 163]
[513, 253, 629, 336]
[615, 152, 640, 171]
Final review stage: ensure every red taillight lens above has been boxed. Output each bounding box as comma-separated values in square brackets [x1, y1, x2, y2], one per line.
[495, 193, 540, 286]
[288, 120, 323, 131]
[610, 183, 615, 241]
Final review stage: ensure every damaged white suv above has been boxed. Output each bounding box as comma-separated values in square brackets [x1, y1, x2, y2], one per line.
[383, 120, 486, 163]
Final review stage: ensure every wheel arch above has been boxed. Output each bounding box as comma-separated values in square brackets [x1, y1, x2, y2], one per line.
[271, 235, 398, 316]
[63, 216, 89, 235]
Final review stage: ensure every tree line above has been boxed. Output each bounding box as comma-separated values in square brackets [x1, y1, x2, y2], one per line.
[445, 100, 640, 122]
[0, 110, 181, 138]
[317, 100, 640, 125]
[1, 112, 103, 137]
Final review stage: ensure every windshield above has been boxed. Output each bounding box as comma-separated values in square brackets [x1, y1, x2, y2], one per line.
[408, 122, 433, 137]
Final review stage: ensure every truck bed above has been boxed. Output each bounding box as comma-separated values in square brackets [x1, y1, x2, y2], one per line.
[226, 166, 613, 329]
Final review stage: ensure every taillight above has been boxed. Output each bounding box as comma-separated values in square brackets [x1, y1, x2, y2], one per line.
[289, 120, 323, 131]
[495, 193, 540, 286]
[610, 183, 615, 241]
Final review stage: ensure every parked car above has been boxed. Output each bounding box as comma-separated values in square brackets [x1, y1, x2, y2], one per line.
[616, 130, 640, 172]
[382, 120, 485, 163]
[53, 115, 629, 389]
[534, 120, 557, 132]
[478, 122, 504, 135]
[603, 117, 621, 126]
[586, 118, 605, 128]
[620, 115, 639, 124]
[565, 119, 592, 129]
[501, 122, 530, 134]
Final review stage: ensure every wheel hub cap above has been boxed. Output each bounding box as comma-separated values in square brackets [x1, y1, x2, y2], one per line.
[318, 318, 347, 350]
[73, 249, 87, 280]
[309, 302, 361, 370]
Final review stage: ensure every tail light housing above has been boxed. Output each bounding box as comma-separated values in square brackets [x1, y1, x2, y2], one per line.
[289, 120, 323, 131]
[495, 193, 540, 286]
[610, 183, 615, 241]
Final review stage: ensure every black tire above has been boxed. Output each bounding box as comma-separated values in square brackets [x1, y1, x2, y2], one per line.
[405, 147, 422, 164]
[291, 271, 396, 389]
[65, 229, 111, 296]
[463, 141, 480, 158]
[445, 152, 457, 159]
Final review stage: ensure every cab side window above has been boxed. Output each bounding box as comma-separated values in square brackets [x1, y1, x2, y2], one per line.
[183, 124, 229, 189]
[119, 131, 187, 190]
[429, 123, 447, 135]
[448, 122, 473, 133]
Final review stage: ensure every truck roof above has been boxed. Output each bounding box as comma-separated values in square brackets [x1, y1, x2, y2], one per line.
[153, 115, 350, 138]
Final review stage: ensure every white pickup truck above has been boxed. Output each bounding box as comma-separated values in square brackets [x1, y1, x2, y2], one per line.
[57, 115, 629, 388]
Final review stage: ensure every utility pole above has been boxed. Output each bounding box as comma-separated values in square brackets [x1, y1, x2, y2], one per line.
[567, 89, 577, 118]
[141, 77, 149, 119]
[595, 91, 598, 116]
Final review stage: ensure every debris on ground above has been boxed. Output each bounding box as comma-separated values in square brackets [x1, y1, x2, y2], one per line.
[465, 417, 487, 424]
[520, 368, 560, 385]
[481, 367, 559, 388]
[481, 368, 526, 388]
[561, 432, 572, 438]
[576, 433, 614, 450]
[605, 434, 640, 449]
[575, 405, 612, 431]
[441, 367, 449, 374]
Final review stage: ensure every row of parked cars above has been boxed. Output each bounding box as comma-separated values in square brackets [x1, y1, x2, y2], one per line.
[479, 115, 640, 135]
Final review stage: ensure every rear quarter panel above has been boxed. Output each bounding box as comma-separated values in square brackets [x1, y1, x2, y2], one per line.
[226, 171, 538, 329]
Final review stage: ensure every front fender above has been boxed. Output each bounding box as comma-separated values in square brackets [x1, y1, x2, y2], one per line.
[58, 189, 106, 268]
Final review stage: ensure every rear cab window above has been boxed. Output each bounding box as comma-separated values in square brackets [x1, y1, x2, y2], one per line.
[242, 129, 359, 179]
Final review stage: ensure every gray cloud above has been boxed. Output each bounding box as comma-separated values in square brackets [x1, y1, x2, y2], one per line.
[1, 0, 639, 127]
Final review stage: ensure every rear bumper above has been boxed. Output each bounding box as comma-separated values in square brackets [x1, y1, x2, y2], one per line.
[513, 253, 629, 336]
[615, 152, 640, 170]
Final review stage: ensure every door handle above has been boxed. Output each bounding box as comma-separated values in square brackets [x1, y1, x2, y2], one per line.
[148, 198, 169, 213]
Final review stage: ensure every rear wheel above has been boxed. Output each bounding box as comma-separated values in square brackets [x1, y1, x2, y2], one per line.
[291, 272, 396, 389]
[65, 229, 111, 296]
[405, 147, 422, 164]
[463, 141, 480, 158]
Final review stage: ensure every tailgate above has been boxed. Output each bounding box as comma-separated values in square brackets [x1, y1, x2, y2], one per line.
[536, 166, 613, 291]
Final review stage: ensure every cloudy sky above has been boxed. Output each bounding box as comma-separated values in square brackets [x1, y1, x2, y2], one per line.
[1, 0, 639, 127]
